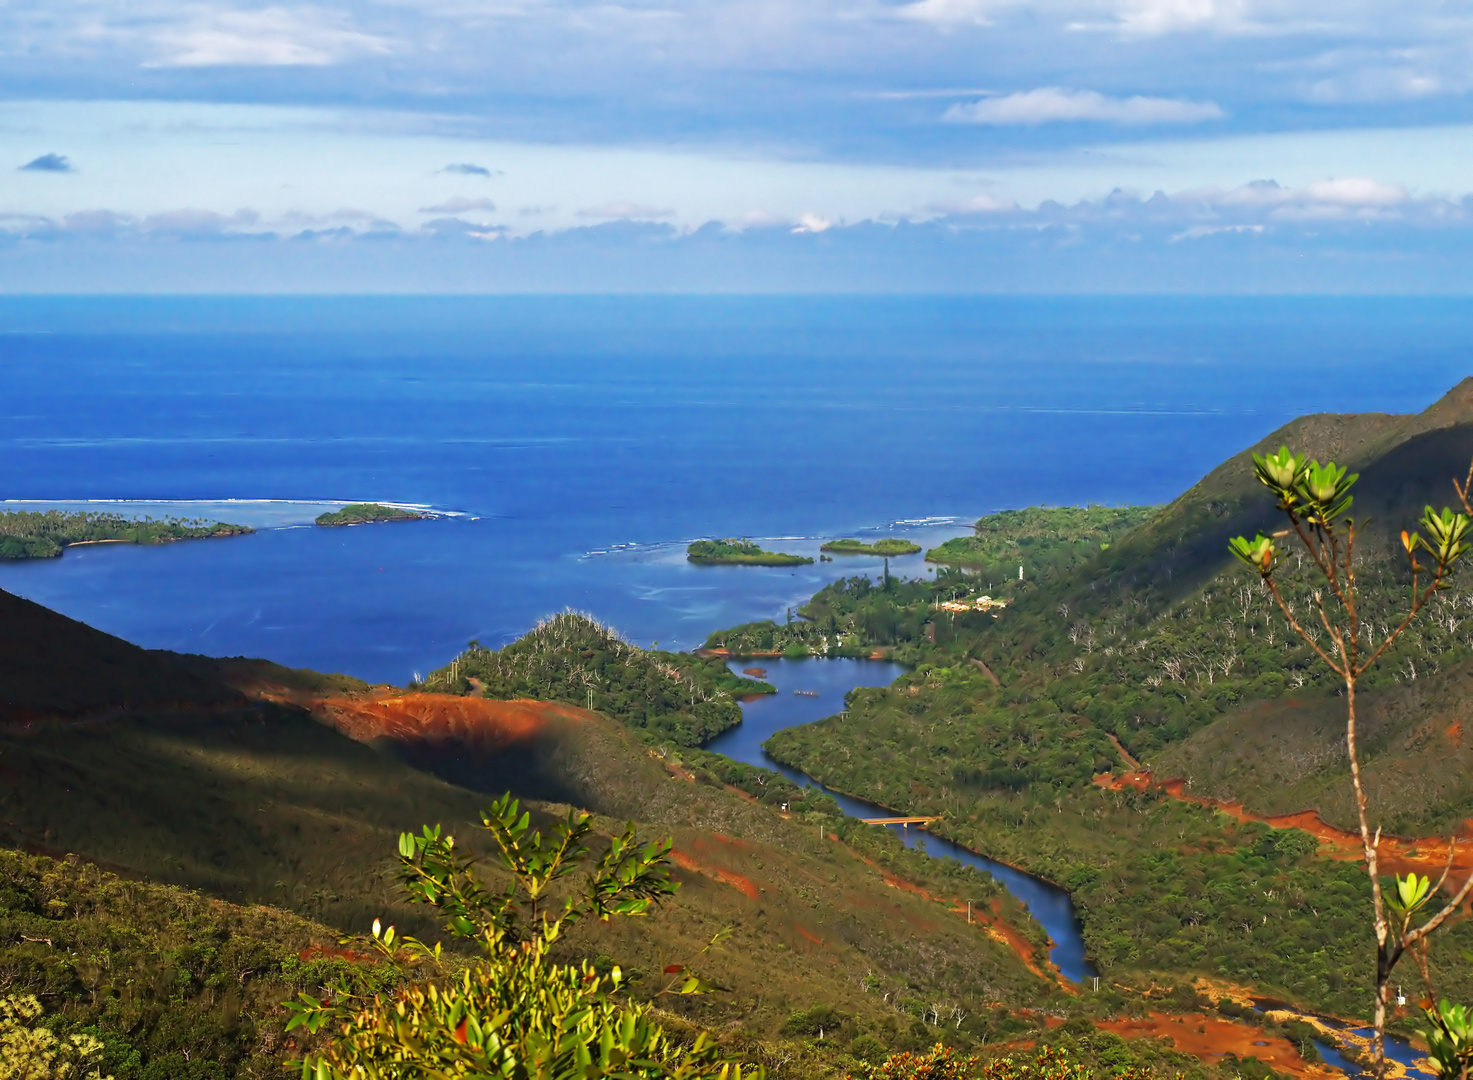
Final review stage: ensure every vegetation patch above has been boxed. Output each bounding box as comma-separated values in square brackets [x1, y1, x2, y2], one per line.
[687, 539, 813, 566]
[706, 567, 996, 662]
[822, 538, 923, 556]
[0, 848, 376, 1080]
[0, 510, 251, 560]
[925, 506, 1154, 579]
[421, 611, 773, 746]
[314, 503, 425, 526]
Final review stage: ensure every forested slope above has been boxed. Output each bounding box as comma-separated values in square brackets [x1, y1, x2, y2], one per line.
[759, 379, 1473, 1030]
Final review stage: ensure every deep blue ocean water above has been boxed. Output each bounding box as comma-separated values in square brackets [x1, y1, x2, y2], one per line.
[1, 295, 1470, 681]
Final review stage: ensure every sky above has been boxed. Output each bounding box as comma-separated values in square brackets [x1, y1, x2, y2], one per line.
[2, 0, 1473, 290]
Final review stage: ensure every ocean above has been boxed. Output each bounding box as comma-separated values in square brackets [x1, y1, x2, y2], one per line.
[1, 295, 1469, 683]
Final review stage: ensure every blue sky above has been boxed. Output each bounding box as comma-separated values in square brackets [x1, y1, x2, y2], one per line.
[2, 0, 1473, 290]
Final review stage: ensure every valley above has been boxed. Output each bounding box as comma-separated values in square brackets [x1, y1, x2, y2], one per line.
[5, 379, 1473, 1077]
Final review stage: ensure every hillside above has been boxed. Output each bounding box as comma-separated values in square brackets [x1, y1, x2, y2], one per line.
[10, 377, 1473, 1075]
[1154, 657, 1473, 837]
[1061, 377, 1473, 610]
[755, 379, 1473, 1030]
[0, 588, 1062, 1070]
[0, 846, 362, 1080]
[420, 611, 772, 746]
[0, 587, 244, 720]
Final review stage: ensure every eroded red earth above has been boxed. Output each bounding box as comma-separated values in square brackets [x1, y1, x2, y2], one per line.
[1098, 771, 1473, 884]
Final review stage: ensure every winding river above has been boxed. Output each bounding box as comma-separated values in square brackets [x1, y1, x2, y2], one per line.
[706, 656, 1430, 1079]
[706, 657, 1096, 985]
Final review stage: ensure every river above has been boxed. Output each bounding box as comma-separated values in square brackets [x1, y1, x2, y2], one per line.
[707, 656, 1432, 1079]
[706, 656, 1097, 985]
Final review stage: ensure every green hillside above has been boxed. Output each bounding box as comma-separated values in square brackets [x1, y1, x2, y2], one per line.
[420, 611, 773, 746]
[756, 378, 1473, 1032]
[1155, 656, 1473, 836]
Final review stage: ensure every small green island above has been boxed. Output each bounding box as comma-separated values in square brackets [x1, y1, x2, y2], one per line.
[0, 510, 253, 560]
[820, 537, 922, 556]
[314, 503, 426, 527]
[685, 539, 813, 566]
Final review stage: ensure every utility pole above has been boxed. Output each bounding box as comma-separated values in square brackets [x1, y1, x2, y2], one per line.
[966, 900, 972, 924]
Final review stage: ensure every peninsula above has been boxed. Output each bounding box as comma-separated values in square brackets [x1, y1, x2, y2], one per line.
[0, 509, 252, 560]
[820, 537, 922, 556]
[314, 503, 426, 527]
[685, 538, 813, 566]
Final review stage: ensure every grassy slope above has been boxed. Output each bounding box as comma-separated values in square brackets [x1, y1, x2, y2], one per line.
[0, 590, 1053, 1066]
[761, 676, 1473, 1021]
[0, 848, 363, 1080]
[0, 588, 244, 720]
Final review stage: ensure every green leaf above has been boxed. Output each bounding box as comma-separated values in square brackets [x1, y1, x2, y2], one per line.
[1228, 533, 1277, 572]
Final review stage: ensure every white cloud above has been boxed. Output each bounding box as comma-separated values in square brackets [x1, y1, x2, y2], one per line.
[790, 213, 832, 233]
[944, 88, 1225, 125]
[1303, 177, 1407, 206]
[1169, 223, 1263, 241]
[1111, 0, 1252, 36]
[577, 201, 675, 219]
[145, 7, 392, 67]
[420, 196, 498, 213]
[895, 0, 999, 27]
[1198, 176, 1408, 211]
[142, 207, 261, 233]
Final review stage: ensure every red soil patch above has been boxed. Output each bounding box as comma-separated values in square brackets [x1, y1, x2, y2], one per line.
[795, 924, 825, 946]
[668, 848, 760, 899]
[743, 667, 768, 678]
[695, 648, 782, 658]
[310, 693, 593, 751]
[1096, 1012, 1335, 1080]
[1099, 771, 1473, 886]
[298, 943, 376, 964]
[1447, 721, 1464, 748]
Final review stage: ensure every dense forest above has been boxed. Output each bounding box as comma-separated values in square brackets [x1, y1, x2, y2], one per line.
[704, 567, 996, 661]
[419, 610, 773, 745]
[0, 509, 252, 559]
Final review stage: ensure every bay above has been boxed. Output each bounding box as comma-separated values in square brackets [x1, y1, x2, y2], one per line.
[0, 295, 1469, 682]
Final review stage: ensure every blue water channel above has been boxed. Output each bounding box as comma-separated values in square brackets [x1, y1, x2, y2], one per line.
[705, 656, 1098, 985]
[707, 657, 1432, 1076]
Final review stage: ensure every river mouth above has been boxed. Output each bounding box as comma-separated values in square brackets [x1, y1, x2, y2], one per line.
[705, 655, 1098, 985]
